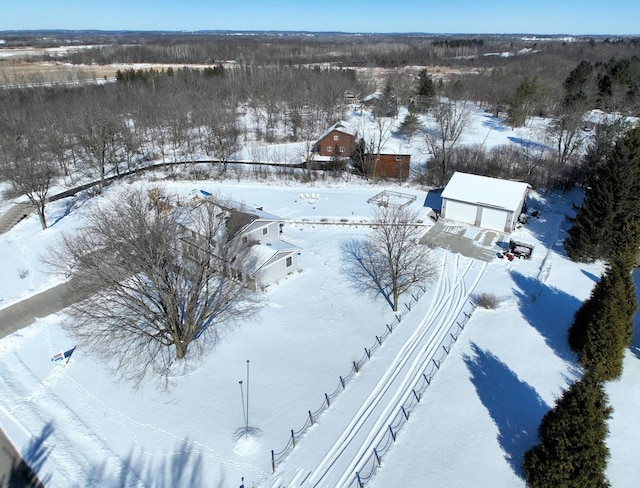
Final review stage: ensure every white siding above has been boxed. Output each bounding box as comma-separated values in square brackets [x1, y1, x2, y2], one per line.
[255, 253, 299, 289]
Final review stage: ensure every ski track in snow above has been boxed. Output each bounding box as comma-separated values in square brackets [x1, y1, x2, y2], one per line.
[267, 254, 486, 488]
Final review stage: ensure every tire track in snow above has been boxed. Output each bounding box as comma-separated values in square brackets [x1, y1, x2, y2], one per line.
[268, 255, 485, 488]
[336, 258, 486, 487]
[304, 253, 461, 487]
[313, 256, 477, 488]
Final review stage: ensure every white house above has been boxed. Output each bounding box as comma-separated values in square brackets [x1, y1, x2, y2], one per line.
[440, 172, 530, 232]
[229, 204, 302, 290]
[179, 197, 301, 291]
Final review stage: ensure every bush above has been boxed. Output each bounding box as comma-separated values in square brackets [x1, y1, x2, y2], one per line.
[474, 292, 499, 309]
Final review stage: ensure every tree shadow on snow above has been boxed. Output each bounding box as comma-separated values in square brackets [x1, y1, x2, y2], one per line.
[510, 270, 583, 366]
[87, 438, 231, 488]
[1, 421, 54, 487]
[580, 268, 600, 284]
[464, 342, 549, 478]
[507, 136, 548, 152]
[481, 114, 509, 132]
[630, 269, 640, 360]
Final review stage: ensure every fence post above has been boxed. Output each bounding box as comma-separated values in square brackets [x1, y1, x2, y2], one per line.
[356, 472, 364, 488]
[271, 450, 275, 473]
[365, 347, 370, 359]
[340, 375, 345, 389]
[443, 344, 450, 354]
[450, 332, 457, 342]
[353, 360, 359, 373]
[376, 335, 382, 345]
[386, 323, 393, 333]
[291, 429, 296, 448]
[325, 393, 330, 408]
[413, 389, 420, 403]
[432, 358, 440, 369]
[374, 448, 381, 466]
[423, 373, 431, 386]
[402, 406, 409, 420]
[308, 410, 314, 426]
[388, 424, 396, 442]
[405, 302, 411, 312]
[457, 321, 464, 330]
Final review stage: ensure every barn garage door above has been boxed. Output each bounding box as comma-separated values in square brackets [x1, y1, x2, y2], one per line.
[480, 207, 508, 231]
[444, 200, 477, 226]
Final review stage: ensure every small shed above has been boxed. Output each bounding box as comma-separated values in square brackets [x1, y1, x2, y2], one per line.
[367, 153, 411, 180]
[440, 172, 530, 232]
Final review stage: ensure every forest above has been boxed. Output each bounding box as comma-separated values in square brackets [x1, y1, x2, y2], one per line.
[1, 31, 640, 217]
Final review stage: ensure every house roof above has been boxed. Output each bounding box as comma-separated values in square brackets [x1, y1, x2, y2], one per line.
[316, 121, 357, 142]
[249, 240, 301, 275]
[441, 172, 530, 211]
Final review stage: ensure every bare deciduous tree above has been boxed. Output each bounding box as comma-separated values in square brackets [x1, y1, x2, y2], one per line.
[422, 99, 472, 185]
[0, 137, 59, 230]
[47, 187, 258, 387]
[342, 205, 437, 312]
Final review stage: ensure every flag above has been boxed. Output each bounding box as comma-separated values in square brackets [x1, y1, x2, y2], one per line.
[63, 346, 76, 364]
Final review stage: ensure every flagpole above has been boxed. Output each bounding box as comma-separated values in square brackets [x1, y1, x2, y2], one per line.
[239, 380, 246, 436]
[246, 360, 250, 436]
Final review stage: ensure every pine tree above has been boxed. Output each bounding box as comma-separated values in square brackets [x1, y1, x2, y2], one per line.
[565, 125, 640, 262]
[415, 69, 435, 112]
[582, 262, 636, 381]
[563, 60, 595, 108]
[398, 110, 421, 142]
[522, 376, 612, 488]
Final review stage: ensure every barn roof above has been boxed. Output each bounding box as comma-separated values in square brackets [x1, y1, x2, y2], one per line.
[441, 172, 530, 211]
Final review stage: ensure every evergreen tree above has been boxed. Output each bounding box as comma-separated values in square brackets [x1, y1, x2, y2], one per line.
[508, 76, 542, 127]
[563, 60, 596, 108]
[581, 262, 636, 381]
[565, 125, 640, 262]
[397, 109, 421, 142]
[522, 376, 612, 488]
[415, 69, 435, 112]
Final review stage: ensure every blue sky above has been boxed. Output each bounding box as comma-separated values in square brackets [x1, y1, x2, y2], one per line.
[1, 0, 638, 35]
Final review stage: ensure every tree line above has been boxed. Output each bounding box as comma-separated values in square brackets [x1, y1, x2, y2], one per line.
[522, 125, 640, 487]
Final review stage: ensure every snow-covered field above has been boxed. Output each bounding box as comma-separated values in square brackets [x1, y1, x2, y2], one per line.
[0, 107, 638, 488]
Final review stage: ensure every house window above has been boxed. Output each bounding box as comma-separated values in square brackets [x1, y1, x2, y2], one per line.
[333, 135, 340, 141]
[286, 256, 293, 267]
[327, 146, 333, 152]
[262, 227, 268, 235]
[339, 146, 345, 153]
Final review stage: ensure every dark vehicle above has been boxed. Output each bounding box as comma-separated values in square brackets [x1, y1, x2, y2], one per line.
[508, 239, 534, 259]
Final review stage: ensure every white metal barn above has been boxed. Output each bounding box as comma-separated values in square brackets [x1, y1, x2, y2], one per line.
[440, 172, 530, 232]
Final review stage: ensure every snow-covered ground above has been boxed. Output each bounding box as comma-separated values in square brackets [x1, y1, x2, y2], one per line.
[0, 108, 638, 488]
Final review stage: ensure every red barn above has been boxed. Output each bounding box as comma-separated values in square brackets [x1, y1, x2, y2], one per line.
[314, 122, 358, 157]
